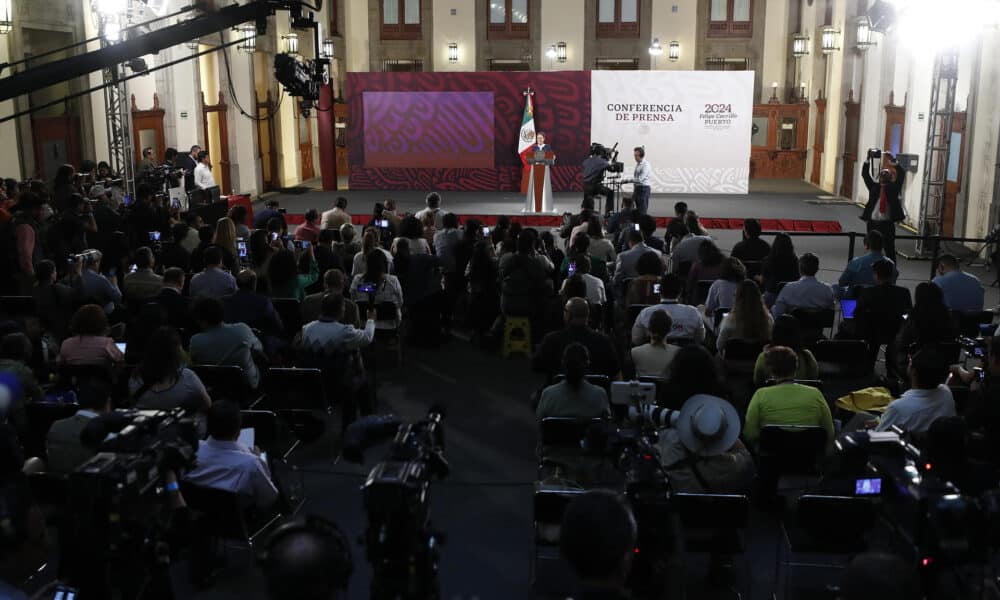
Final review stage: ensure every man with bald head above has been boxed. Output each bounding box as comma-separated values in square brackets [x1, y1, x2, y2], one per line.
[532, 297, 620, 383]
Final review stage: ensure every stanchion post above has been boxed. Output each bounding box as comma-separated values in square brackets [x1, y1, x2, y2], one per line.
[847, 231, 857, 263]
[930, 236, 941, 280]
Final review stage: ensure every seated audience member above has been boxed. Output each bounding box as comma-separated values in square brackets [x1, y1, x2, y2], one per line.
[229, 204, 251, 239]
[130, 327, 211, 412]
[686, 239, 725, 302]
[349, 249, 404, 329]
[752, 315, 818, 386]
[704, 257, 745, 320]
[253, 199, 283, 230]
[223, 270, 284, 336]
[123, 246, 163, 302]
[730, 218, 771, 265]
[630, 310, 679, 377]
[658, 394, 755, 494]
[32, 259, 78, 341]
[212, 217, 241, 272]
[559, 490, 636, 600]
[670, 212, 713, 267]
[637, 214, 665, 253]
[876, 347, 955, 433]
[267, 247, 318, 301]
[932, 253, 984, 313]
[853, 258, 912, 376]
[534, 298, 620, 383]
[759, 232, 799, 305]
[178, 212, 204, 254]
[46, 380, 111, 473]
[743, 346, 834, 445]
[78, 249, 123, 314]
[837, 230, 894, 296]
[294, 209, 322, 244]
[0, 334, 42, 406]
[155, 267, 190, 332]
[624, 249, 665, 306]
[560, 234, 610, 281]
[58, 304, 125, 367]
[664, 345, 728, 408]
[189, 297, 264, 389]
[313, 228, 344, 286]
[0, 482, 50, 600]
[716, 280, 773, 352]
[499, 234, 551, 323]
[663, 201, 689, 251]
[393, 239, 443, 342]
[390, 216, 431, 255]
[613, 229, 662, 290]
[161, 222, 193, 271]
[383, 198, 403, 230]
[560, 252, 607, 307]
[536, 343, 610, 419]
[771, 252, 835, 317]
[839, 553, 922, 600]
[185, 400, 278, 508]
[586, 215, 617, 263]
[339, 223, 361, 257]
[302, 269, 360, 327]
[259, 515, 354, 600]
[632, 274, 706, 345]
[952, 336, 1000, 440]
[189, 246, 237, 298]
[300, 293, 377, 355]
[322, 196, 351, 231]
[187, 225, 216, 273]
[353, 228, 395, 278]
[893, 282, 957, 375]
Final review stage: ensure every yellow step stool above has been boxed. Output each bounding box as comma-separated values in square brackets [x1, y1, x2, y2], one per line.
[502, 316, 532, 358]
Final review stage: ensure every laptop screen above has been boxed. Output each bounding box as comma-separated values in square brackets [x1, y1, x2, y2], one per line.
[841, 299, 858, 319]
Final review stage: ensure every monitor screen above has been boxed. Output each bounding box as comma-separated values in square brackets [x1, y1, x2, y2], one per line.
[854, 478, 881, 496]
[841, 299, 858, 319]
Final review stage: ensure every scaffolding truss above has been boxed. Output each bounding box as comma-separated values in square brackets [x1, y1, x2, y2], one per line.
[915, 50, 959, 255]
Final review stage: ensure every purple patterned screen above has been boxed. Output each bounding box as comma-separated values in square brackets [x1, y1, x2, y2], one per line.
[362, 91, 495, 169]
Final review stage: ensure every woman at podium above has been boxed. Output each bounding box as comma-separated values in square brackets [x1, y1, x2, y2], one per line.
[531, 132, 552, 154]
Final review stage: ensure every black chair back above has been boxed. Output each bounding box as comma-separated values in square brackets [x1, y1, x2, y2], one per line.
[552, 374, 611, 397]
[790, 308, 835, 340]
[813, 339, 873, 379]
[764, 379, 823, 391]
[263, 367, 329, 411]
[689, 280, 715, 306]
[271, 298, 302, 336]
[714, 307, 729, 330]
[533, 487, 588, 529]
[953, 310, 994, 338]
[671, 493, 749, 530]
[539, 417, 604, 450]
[723, 339, 764, 361]
[626, 304, 652, 331]
[180, 482, 252, 541]
[191, 364, 254, 406]
[24, 402, 79, 459]
[758, 425, 827, 475]
[240, 410, 279, 452]
[57, 364, 113, 389]
[793, 495, 874, 552]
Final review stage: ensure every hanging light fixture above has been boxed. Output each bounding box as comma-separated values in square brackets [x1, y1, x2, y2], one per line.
[792, 32, 810, 57]
[281, 32, 299, 55]
[668, 41, 680, 62]
[855, 15, 876, 51]
[447, 42, 458, 63]
[322, 38, 335, 60]
[556, 42, 566, 63]
[236, 24, 256, 54]
[648, 37, 664, 56]
[0, 0, 13, 35]
[820, 24, 841, 54]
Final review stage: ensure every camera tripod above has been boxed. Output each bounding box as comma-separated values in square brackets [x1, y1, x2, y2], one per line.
[967, 225, 1000, 287]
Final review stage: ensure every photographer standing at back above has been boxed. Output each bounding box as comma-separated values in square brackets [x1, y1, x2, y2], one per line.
[622, 147, 651, 215]
[582, 145, 614, 216]
[861, 151, 905, 262]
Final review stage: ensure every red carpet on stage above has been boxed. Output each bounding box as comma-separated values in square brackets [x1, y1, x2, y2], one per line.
[281, 213, 842, 233]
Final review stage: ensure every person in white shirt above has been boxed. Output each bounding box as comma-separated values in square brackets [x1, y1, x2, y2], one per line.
[631, 310, 680, 377]
[771, 253, 835, 317]
[414, 192, 444, 230]
[300, 293, 377, 356]
[186, 400, 279, 508]
[632, 273, 706, 345]
[559, 253, 606, 306]
[193, 150, 217, 190]
[876, 347, 956, 433]
[622, 146, 651, 214]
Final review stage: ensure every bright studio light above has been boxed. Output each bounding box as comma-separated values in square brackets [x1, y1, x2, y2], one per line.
[892, 0, 1000, 54]
[93, 0, 127, 17]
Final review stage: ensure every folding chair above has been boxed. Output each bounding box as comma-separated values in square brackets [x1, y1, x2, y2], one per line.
[627, 304, 652, 332]
[790, 308, 835, 341]
[536, 417, 606, 481]
[24, 401, 79, 461]
[262, 367, 330, 454]
[780, 495, 874, 598]
[240, 409, 298, 461]
[722, 339, 764, 377]
[670, 493, 751, 596]
[689, 280, 715, 306]
[953, 310, 994, 338]
[812, 340, 873, 380]
[531, 485, 588, 599]
[271, 297, 302, 338]
[191, 364, 260, 407]
[0, 295, 35, 318]
[757, 425, 828, 500]
[180, 482, 283, 551]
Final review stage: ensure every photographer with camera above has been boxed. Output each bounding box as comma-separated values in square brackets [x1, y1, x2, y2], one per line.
[583, 144, 616, 216]
[861, 150, 905, 262]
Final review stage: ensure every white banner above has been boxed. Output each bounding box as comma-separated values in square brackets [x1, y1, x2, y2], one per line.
[590, 71, 754, 194]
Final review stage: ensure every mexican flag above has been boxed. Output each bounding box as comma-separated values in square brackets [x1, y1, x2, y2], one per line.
[517, 92, 535, 166]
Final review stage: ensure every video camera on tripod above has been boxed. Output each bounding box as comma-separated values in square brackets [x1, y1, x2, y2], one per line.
[590, 142, 625, 173]
[343, 410, 450, 599]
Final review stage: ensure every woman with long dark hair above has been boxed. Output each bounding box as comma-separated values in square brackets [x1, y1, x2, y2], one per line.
[394, 239, 443, 343]
[760, 232, 799, 305]
[129, 327, 211, 412]
[267, 247, 318, 300]
[716, 279, 773, 352]
[352, 228, 393, 277]
[391, 215, 431, 255]
[350, 248, 404, 328]
[894, 282, 957, 374]
[752, 314, 818, 385]
[664, 344, 727, 409]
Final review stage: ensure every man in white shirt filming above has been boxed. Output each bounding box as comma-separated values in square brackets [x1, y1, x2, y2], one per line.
[622, 146, 651, 215]
[193, 150, 217, 191]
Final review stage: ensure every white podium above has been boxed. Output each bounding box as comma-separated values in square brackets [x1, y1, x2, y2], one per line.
[524, 151, 555, 213]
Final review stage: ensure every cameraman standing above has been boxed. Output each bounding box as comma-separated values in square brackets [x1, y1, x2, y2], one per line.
[582, 146, 614, 216]
[861, 151, 905, 262]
